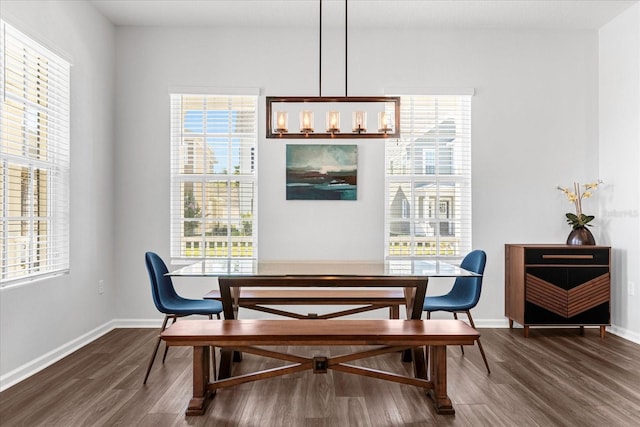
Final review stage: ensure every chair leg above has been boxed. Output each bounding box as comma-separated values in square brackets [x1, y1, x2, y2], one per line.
[161, 317, 177, 363]
[144, 315, 170, 384]
[465, 310, 491, 375]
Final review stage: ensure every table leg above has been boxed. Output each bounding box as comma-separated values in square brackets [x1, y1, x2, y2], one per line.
[218, 278, 243, 368]
[402, 278, 429, 362]
[218, 278, 235, 320]
[412, 346, 427, 380]
[427, 345, 455, 415]
[390, 304, 400, 319]
[186, 346, 212, 416]
[405, 279, 427, 321]
[218, 348, 234, 380]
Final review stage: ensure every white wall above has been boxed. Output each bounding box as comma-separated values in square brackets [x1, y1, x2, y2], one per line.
[0, 1, 116, 388]
[599, 3, 640, 342]
[113, 25, 600, 325]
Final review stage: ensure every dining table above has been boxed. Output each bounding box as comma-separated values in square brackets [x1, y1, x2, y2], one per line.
[168, 258, 478, 380]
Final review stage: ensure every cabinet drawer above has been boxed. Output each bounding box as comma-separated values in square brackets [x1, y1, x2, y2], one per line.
[524, 247, 609, 265]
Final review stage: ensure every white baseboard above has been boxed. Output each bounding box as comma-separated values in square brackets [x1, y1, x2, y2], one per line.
[111, 318, 165, 328]
[607, 325, 640, 344]
[470, 318, 511, 328]
[0, 318, 164, 392]
[474, 319, 640, 345]
[0, 320, 116, 392]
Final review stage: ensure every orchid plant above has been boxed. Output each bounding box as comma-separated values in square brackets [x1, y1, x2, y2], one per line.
[557, 181, 602, 229]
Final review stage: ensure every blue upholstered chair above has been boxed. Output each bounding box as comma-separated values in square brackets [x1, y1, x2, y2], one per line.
[423, 250, 490, 374]
[143, 251, 223, 384]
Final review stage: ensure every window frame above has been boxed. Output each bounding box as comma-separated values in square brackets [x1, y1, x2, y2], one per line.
[385, 92, 473, 262]
[169, 92, 258, 268]
[0, 20, 71, 286]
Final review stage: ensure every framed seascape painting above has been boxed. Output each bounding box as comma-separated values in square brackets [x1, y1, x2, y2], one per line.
[286, 144, 357, 200]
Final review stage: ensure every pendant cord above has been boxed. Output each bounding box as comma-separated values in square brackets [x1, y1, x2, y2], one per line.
[319, 0, 322, 97]
[319, 0, 348, 97]
[345, 0, 348, 97]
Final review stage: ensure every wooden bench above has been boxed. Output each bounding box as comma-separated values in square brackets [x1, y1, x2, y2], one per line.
[203, 288, 405, 319]
[161, 318, 480, 417]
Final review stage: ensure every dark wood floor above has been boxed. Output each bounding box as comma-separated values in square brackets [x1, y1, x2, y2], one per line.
[1, 326, 639, 426]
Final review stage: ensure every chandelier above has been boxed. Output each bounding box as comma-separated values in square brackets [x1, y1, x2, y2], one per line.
[266, 0, 400, 139]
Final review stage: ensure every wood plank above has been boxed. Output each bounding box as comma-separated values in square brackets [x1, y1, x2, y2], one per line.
[203, 288, 406, 304]
[160, 319, 480, 347]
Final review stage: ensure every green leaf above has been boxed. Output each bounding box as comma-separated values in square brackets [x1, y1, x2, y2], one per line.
[580, 214, 595, 226]
[565, 212, 595, 228]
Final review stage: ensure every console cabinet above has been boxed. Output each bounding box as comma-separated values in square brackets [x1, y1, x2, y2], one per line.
[505, 244, 611, 338]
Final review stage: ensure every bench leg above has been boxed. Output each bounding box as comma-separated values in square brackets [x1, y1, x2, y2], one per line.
[186, 346, 213, 416]
[427, 345, 455, 415]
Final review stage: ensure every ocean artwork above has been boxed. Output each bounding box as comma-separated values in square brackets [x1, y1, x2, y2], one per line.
[286, 144, 357, 200]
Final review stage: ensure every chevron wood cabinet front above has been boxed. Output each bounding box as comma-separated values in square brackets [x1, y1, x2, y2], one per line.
[505, 244, 611, 338]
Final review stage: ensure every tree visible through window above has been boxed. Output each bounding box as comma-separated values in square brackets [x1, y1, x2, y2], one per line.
[385, 94, 472, 260]
[170, 94, 257, 267]
[1, 21, 70, 285]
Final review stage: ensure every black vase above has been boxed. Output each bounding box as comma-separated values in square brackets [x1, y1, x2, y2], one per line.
[566, 227, 596, 245]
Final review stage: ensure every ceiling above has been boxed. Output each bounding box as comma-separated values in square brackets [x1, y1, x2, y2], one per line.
[90, 0, 637, 30]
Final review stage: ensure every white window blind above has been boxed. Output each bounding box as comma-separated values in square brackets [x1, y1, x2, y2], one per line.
[170, 94, 257, 268]
[385, 94, 472, 261]
[1, 21, 71, 285]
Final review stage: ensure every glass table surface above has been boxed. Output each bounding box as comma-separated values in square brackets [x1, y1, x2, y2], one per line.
[168, 259, 478, 278]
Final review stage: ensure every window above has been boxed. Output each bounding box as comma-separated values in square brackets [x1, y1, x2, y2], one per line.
[1, 21, 70, 285]
[385, 93, 472, 260]
[170, 94, 257, 268]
